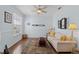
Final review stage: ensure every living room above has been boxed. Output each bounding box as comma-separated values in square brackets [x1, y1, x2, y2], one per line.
[0, 5, 79, 54]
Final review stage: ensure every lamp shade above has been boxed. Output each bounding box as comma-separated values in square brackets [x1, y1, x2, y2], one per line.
[68, 23, 77, 30]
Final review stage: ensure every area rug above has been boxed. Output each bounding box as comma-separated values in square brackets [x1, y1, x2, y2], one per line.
[21, 38, 56, 54]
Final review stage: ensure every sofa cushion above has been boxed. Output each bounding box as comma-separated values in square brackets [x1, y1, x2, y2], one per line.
[60, 35, 66, 41]
[60, 35, 73, 41]
[66, 36, 73, 41]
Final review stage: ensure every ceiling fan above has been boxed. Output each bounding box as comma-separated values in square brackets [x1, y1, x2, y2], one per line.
[33, 5, 47, 15]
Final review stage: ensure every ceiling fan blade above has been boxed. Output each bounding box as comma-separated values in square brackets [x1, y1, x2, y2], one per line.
[40, 9, 47, 13]
[42, 10, 47, 13]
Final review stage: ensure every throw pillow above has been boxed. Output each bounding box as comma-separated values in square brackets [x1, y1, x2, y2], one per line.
[60, 35, 66, 41]
[66, 36, 72, 41]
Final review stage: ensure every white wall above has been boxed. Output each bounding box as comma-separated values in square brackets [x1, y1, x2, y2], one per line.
[25, 15, 53, 38]
[0, 5, 24, 52]
[53, 6, 79, 48]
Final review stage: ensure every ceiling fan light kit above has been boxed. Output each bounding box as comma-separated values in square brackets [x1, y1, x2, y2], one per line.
[37, 9, 42, 14]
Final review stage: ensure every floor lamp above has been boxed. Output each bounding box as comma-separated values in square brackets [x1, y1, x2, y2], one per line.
[68, 23, 77, 38]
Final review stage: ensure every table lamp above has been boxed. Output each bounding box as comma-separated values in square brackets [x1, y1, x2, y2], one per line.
[68, 23, 77, 38]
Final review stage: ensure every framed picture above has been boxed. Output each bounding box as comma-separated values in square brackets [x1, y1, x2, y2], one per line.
[4, 11, 12, 23]
[61, 18, 67, 29]
[58, 17, 67, 29]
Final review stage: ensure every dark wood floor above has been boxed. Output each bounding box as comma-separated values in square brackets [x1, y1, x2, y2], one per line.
[9, 39, 27, 54]
[9, 38, 57, 54]
[8, 38, 79, 54]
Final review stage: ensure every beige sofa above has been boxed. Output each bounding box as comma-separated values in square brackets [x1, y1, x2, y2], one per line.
[47, 34, 77, 52]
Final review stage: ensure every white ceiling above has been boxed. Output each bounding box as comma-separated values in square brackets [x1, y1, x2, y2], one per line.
[16, 5, 62, 16]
